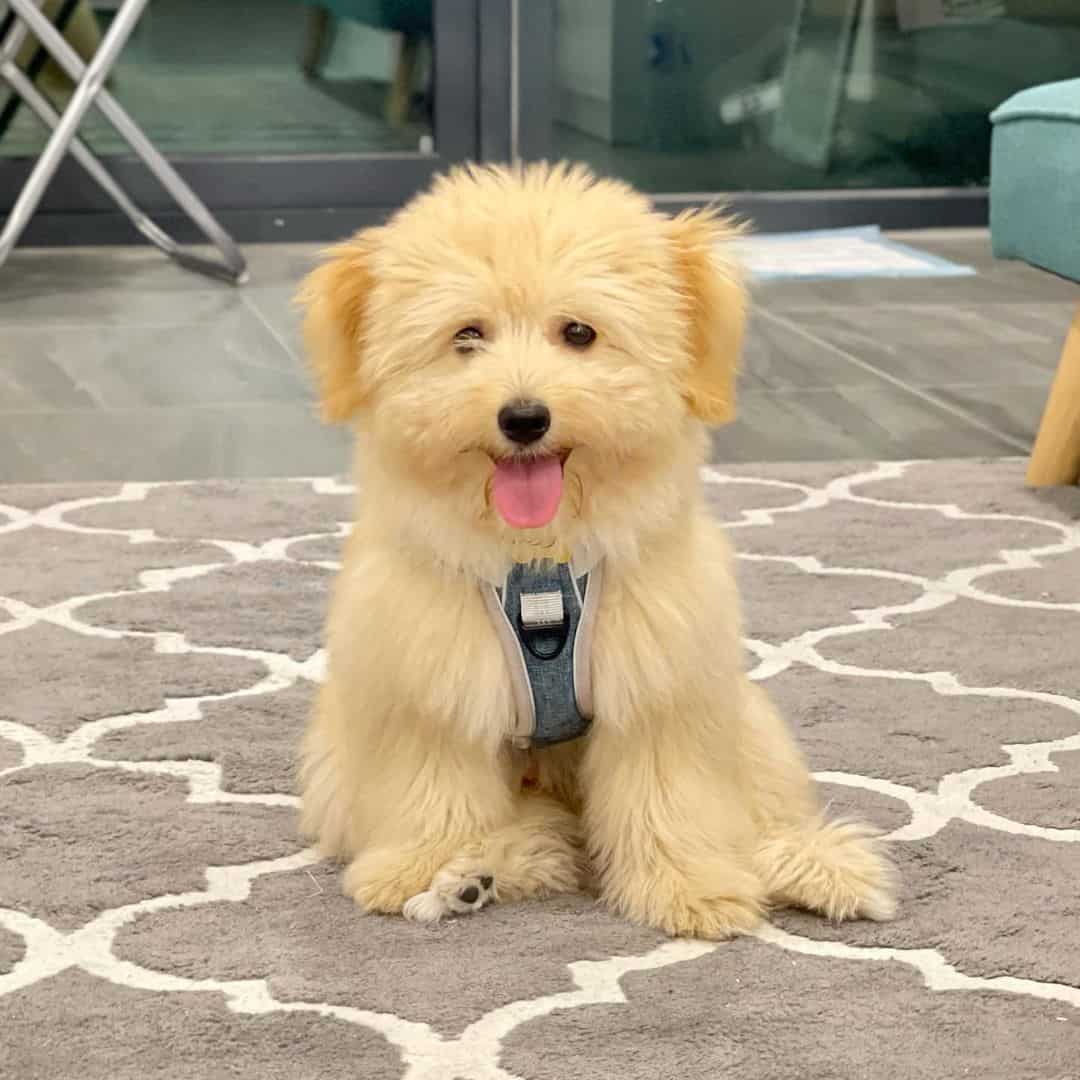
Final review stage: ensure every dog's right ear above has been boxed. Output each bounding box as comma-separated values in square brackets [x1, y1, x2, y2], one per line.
[296, 232, 379, 424]
[668, 209, 747, 427]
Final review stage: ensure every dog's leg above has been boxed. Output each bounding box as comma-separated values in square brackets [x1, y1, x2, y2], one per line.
[332, 738, 523, 915]
[298, 691, 354, 862]
[753, 819, 897, 922]
[740, 683, 898, 922]
[403, 794, 585, 922]
[582, 721, 765, 940]
[341, 786, 517, 916]
[300, 670, 525, 916]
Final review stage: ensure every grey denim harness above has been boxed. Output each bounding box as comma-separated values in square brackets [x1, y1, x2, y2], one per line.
[483, 559, 603, 749]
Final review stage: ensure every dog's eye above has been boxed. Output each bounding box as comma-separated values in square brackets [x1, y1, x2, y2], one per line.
[453, 326, 484, 353]
[562, 322, 597, 349]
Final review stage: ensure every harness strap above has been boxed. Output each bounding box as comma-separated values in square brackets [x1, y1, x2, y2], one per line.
[483, 559, 603, 749]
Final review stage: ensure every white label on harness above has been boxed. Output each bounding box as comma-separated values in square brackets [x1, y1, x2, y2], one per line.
[520, 590, 564, 629]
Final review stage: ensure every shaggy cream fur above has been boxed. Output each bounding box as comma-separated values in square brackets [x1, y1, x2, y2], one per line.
[296, 162, 897, 938]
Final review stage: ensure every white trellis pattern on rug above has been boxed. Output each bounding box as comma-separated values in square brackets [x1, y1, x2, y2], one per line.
[1, 460, 1078, 1079]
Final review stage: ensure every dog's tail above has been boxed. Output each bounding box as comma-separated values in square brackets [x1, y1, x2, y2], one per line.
[754, 817, 898, 923]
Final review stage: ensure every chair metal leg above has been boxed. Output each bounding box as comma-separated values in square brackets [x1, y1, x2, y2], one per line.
[0, 0, 149, 263]
[0, 0, 79, 139]
[0, 55, 239, 281]
[0, 0, 247, 284]
[0, 0, 40, 86]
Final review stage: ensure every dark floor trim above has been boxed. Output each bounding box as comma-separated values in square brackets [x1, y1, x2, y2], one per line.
[656, 188, 989, 233]
[12, 186, 989, 247]
[15, 206, 396, 247]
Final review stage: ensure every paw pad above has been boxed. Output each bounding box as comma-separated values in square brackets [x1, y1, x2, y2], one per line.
[403, 870, 497, 923]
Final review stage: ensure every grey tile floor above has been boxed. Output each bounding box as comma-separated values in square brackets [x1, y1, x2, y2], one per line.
[0, 230, 1074, 482]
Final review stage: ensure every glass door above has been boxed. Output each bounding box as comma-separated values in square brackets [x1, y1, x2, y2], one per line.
[516, 0, 1080, 230]
[0, 0, 480, 243]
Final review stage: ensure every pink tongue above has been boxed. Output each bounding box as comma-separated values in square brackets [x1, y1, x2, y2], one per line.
[492, 457, 564, 529]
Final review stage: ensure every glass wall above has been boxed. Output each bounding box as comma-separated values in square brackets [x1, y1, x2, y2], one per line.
[548, 0, 1080, 192]
[0, 0, 435, 158]
[4, 0, 1079, 241]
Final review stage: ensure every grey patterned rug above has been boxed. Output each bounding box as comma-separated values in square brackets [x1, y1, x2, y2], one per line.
[2, 459, 1079, 1079]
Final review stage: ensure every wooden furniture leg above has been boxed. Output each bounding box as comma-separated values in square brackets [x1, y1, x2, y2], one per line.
[1027, 299, 1080, 487]
[384, 32, 418, 127]
[301, 5, 333, 78]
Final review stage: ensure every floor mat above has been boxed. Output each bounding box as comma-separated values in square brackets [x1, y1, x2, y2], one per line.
[737, 225, 976, 281]
[1, 460, 1078, 1078]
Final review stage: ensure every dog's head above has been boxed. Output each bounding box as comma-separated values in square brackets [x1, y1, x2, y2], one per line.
[298, 163, 745, 558]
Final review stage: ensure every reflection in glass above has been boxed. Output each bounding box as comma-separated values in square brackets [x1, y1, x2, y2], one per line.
[552, 0, 1080, 192]
[0, 0, 435, 158]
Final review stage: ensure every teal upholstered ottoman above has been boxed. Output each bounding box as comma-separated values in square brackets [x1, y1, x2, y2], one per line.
[990, 79, 1080, 282]
[989, 78, 1080, 488]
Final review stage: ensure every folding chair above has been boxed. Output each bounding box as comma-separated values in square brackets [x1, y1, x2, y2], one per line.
[0, 0, 248, 283]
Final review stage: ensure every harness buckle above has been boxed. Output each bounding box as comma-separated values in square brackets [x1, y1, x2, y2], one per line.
[517, 588, 569, 661]
[519, 590, 565, 629]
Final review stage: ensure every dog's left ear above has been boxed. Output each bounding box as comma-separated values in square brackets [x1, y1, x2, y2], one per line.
[296, 231, 379, 424]
[669, 209, 747, 426]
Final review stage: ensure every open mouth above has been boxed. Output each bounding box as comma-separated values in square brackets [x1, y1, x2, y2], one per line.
[491, 451, 569, 530]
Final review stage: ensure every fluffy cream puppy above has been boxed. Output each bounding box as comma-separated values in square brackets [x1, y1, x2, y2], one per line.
[297, 162, 896, 938]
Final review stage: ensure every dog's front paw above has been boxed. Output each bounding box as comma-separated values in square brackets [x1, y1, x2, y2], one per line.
[605, 864, 765, 941]
[755, 819, 899, 924]
[403, 868, 497, 923]
[343, 849, 435, 914]
[655, 893, 764, 941]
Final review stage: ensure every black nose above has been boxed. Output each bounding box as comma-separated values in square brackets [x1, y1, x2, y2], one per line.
[498, 400, 551, 445]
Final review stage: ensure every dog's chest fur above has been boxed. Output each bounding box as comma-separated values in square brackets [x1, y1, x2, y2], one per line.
[329, 523, 740, 744]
